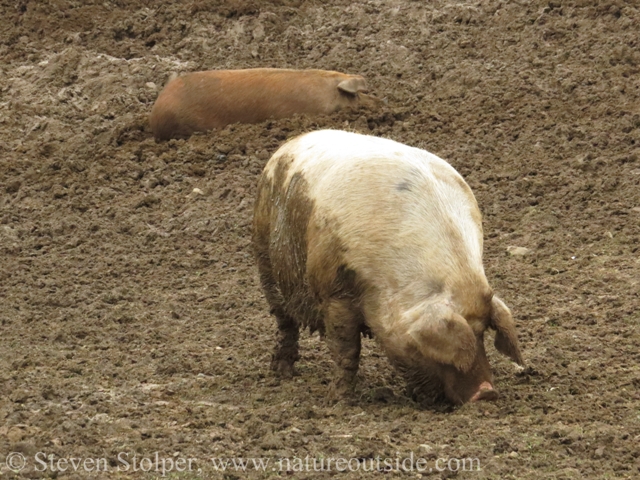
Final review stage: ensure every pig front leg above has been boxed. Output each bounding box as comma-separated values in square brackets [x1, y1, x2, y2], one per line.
[323, 298, 363, 398]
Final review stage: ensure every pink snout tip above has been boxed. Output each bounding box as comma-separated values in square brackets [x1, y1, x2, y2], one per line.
[470, 382, 499, 402]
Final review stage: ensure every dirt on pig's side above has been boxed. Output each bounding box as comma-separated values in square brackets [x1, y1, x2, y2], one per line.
[0, 0, 638, 478]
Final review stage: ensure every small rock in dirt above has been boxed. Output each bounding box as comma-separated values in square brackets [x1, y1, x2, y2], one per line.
[9, 389, 30, 403]
[6, 180, 21, 193]
[192, 187, 204, 195]
[512, 363, 526, 373]
[145, 82, 157, 90]
[508, 451, 519, 458]
[217, 144, 233, 154]
[555, 467, 582, 479]
[594, 446, 605, 458]
[7, 426, 27, 443]
[19, 467, 47, 480]
[304, 424, 322, 435]
[91, 413, 111, 424]
[189, 166, 206, 177]
[135, 194, 161, 208]
[566, 426, 583, 442]
[260, 432, 282, 450]
[507, 246, 532, 256]
[10, 440, 38, 456]
[252, 24, 265, 41]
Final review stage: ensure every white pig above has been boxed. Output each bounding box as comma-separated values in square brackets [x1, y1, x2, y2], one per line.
[252, 130, 524, 404]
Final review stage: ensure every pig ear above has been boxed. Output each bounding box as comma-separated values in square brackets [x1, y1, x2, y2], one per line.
[337, 77, 368, 95]
[407, 304, 477, 372]
[490, 296, 524, 365]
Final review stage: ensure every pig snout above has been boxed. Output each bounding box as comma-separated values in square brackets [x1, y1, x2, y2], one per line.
[439, 341, 499, 405]
[470, 382, 499, 402]
[443, 372, 498, 405]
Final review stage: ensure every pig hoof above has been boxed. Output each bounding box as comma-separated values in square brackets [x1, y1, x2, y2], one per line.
[370, 386, 396, 403]
[270, 359, 297, 379]
[328, 377, 356, 401]
[470, 382, 499, 402]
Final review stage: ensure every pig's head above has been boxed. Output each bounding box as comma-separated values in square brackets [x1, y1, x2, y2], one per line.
[386, 296, 524, 405]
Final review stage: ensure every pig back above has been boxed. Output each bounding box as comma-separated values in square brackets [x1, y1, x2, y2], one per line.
[264, 129, 486, 299]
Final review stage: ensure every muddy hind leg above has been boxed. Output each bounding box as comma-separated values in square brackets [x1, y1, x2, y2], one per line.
[324, 298, 362, 398]
[255, 252, 301, 378]
[270, 307, 300, 378]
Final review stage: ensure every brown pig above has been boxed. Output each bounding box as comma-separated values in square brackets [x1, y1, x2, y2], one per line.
[252, 130, 524, 405]
[149, 68, 376, 140]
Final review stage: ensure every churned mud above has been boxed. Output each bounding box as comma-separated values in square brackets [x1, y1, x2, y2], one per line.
[1, 0, 639, 478]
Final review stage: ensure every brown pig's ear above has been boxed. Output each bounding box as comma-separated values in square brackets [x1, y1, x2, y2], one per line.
[337, 76, 368, 95]
[407, 303, 477, 372]
[490, 296, 524, 365]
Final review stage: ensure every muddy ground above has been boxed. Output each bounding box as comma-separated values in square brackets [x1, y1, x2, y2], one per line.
[0, 0, 639, 478]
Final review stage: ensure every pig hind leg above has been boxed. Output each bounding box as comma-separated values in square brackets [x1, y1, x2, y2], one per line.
[324, 298, 363, 398]
[255, 253, 300, 378]
[271, 307, 300, 378]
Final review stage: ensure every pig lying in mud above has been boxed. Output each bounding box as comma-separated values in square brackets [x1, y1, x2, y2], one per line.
[149, 68, 376, 140]
[252, 130, 524, 405]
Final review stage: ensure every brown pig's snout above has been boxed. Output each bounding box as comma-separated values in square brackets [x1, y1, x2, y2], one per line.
[470, 381, 499, 402]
